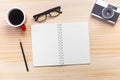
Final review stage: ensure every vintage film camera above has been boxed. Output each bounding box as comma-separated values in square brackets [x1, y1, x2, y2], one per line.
[91, 0, 120, 24]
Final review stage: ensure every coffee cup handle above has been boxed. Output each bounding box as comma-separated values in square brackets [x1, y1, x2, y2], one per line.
[20, 24, 26, 31]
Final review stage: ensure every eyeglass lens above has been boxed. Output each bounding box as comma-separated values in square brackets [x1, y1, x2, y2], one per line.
[49, 11, 61, 17]
[37, 15, 47, 22]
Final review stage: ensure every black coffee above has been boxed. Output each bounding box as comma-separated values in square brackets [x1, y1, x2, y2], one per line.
[8, 9, 24, 25]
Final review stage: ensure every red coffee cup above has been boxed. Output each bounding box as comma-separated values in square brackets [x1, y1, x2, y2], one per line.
[6, 7, 26, 31]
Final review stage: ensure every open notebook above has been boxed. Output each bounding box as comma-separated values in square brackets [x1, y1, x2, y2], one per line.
[31, 22, 90, 66]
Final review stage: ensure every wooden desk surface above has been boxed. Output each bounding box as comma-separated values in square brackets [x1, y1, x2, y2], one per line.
[0, 0, 120, 80]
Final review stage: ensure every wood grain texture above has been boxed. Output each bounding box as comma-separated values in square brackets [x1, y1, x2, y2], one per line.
[0, 0, 120, 80]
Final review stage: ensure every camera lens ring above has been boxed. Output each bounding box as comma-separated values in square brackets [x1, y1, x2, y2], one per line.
[102, 7, 114, 20]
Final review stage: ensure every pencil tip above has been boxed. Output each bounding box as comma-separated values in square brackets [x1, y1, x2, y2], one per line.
[19, 39, 21, 42]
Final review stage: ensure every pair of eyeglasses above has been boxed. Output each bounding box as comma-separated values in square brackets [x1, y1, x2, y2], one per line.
[33, 6, 62, 22]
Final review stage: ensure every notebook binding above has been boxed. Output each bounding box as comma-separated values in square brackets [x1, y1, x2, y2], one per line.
[57, 24, 64, 65]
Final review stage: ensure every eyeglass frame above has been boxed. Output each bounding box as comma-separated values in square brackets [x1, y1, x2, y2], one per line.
[33, 6, 62, 22]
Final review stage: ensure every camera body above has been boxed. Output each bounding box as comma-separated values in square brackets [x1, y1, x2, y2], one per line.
[91, 0, 120, 24]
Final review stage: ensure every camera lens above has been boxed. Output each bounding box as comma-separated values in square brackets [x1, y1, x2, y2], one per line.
[102, 7, 114, 20]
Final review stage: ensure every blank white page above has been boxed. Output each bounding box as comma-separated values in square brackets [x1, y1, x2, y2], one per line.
[62, 22, 90, 64]
[31, 24, 59, 66]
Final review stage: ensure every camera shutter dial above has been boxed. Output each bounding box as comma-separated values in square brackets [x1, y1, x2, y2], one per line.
[102, 7, 114, 20]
